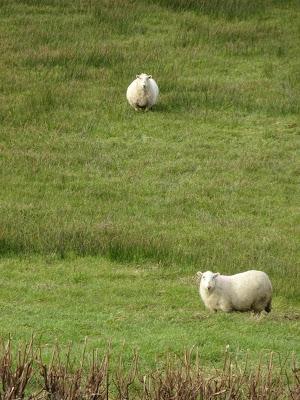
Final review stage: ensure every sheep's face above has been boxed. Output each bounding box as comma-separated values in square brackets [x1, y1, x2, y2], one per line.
[198, 271, 219, 292]
[136, 73, 152, 90]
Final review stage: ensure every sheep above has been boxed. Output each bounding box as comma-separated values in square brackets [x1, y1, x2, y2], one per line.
[126, 73, 159, 111]
[196, 270, 272, 313]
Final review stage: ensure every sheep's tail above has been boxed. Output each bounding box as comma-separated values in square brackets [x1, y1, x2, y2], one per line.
[265, 300, 272, 313]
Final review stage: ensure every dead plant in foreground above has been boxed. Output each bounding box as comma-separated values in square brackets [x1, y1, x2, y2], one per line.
[0, 338, 34, 400]
[0, 339, 298, 399]
[37, 342, 109, 400]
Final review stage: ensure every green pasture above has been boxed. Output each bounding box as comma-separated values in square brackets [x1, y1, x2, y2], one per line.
[0, 255, 299, 368]
[0, 0, 299, 368]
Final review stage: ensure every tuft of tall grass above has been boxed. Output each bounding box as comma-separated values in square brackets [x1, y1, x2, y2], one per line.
[150, 0, 267, 19]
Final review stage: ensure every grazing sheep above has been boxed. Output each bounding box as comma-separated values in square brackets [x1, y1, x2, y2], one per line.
[197, 270, 272, 313]
[126, 73, 159, 111]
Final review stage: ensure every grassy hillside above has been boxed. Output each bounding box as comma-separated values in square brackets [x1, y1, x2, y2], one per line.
[0, 0, 299, 368]
[0, 255, 299, 367]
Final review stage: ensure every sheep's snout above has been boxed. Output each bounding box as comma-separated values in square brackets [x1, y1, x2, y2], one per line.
[201, 276, 215, 292]
[205, 284, 214, 292]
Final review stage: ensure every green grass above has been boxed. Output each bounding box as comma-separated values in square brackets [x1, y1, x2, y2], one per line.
[0, 0, 299, 368]
[0, 255, 299, 368]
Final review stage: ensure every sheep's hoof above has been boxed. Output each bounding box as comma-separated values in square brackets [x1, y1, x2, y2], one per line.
[136, 104, 148, 110]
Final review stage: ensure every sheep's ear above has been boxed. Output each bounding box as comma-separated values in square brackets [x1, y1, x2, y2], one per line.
[196, 271, 202, 278]
[148, 75, 152, 79]
[213, 273, 220, 278]
[136, 74, 140, 79]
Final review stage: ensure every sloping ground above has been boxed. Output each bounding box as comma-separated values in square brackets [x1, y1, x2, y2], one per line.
[1, 0, 299, 263]
[0, 0, 299, 373]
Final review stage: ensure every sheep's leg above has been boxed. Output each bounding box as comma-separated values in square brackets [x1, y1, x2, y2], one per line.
[265, 300, 272, 313]
[252, 296, 270, 314]
[136, 103, 147, 111]
[219, 301, 233, 313]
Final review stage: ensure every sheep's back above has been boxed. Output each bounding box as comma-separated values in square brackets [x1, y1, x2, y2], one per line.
[231, 270, 271, 289]
[216, 271, 271, 309]
[148, 79, 159, 101]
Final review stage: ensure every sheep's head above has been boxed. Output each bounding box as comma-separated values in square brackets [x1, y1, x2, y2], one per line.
[197, 271, 219, 292]
[136, 73, 152, 90]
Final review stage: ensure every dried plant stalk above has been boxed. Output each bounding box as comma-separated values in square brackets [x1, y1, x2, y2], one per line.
[0, 339, 297, 400]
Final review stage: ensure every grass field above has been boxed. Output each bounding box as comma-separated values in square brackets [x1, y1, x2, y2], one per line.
[0, 0, 299, 373]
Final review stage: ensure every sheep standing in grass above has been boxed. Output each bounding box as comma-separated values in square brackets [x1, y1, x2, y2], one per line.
[197, 270, 272, 313]
[126, 73, 159, 111]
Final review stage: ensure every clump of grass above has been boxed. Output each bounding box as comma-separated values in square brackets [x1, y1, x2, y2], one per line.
[151, 0, 267, 19]
[0, 339, 299, 399]
[86, 0, 147, 36]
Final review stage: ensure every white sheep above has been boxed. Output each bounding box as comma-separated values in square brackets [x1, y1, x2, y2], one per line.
[197, 270, 272, 313]
[126, 73, 159, 111]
